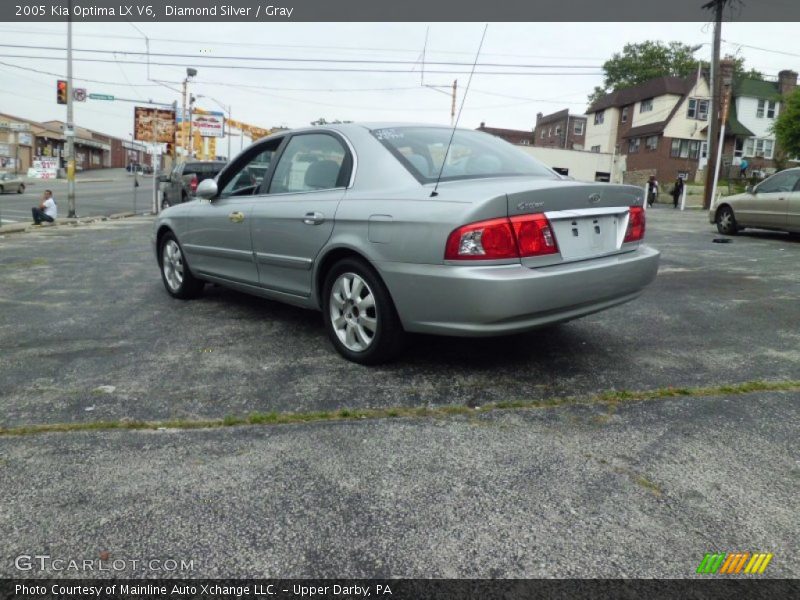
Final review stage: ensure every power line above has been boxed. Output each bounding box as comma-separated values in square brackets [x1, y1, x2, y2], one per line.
[0, 59, 166, 86]
[0, 43, 603, 69]
[0, 27, 606, 60]
[0, 53, 604, 76]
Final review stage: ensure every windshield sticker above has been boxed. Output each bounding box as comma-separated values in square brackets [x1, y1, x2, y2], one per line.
[373, 128, 404, 141]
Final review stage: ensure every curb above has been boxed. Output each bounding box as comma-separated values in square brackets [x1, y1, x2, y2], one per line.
[0, 212, 151, 236]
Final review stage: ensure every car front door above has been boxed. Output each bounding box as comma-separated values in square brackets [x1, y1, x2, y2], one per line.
[251, 132, 353, 298]
[738, 170, 798, 229]
[181, 142, 281, 285]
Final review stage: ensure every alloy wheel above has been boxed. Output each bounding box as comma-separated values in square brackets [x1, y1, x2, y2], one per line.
[162, 239, 185, 291]
[329, 272, 377, 352]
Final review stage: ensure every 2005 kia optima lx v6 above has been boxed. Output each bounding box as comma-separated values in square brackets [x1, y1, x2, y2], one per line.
[153, 124, 660, 364]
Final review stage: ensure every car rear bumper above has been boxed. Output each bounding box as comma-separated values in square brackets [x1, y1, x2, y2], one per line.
[376, 244, 660, 336]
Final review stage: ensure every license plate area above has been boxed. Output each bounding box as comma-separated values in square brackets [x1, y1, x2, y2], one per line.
[546, 209, 627, 260]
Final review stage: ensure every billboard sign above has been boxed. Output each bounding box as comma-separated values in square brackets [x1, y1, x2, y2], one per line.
[134, 107, 177, 144]
[192, 113, 225, 138]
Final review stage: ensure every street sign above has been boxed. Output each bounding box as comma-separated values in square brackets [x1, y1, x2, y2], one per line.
[89, 93, 114, 101]
[73, 88, 87, 102]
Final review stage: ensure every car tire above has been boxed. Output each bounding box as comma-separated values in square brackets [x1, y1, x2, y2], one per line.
[18, 184, 25, 194]
[322, 257, 406, 365]
[158, 232, 204, 299]
[716, 205, 739, 235]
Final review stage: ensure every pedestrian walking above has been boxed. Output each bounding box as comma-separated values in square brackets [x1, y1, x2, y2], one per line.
[646, 175, 659, 207]
[32, 189, 57, 225]
[671, 177, 684, 209]
[739, 158, 749, 179]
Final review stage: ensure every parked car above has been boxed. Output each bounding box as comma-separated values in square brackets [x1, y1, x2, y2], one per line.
[153, 124, 660, 364]
[161, 160, 227, 209]
[0, 173, 25, 194]
[710, 167, 800, 236]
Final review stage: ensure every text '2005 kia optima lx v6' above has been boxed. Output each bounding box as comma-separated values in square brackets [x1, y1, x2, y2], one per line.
[153, 124, 660, 364]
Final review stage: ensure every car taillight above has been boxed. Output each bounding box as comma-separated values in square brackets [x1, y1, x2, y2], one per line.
[623, 206, 645, 242]
[510, 214, 558, 257]
[445, 213, 558, 260]
[190, 175, 198, 193]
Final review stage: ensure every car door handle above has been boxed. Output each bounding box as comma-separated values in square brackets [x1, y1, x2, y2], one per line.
[303, 211, 325, 225]
[229, 211, 245, 223]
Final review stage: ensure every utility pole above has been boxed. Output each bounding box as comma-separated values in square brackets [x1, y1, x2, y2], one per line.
[188, 95, 195, 158]
[65, 0, 76, 217]
[703, 0, 728, 210]
[451, 80, 457, 126]
[180, 78, 187, 159]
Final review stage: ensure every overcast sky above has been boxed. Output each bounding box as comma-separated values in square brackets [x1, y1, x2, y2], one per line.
[0, 21, 797, 147]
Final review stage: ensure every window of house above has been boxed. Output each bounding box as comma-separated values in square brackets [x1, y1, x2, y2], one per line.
[645, 135, 658, 150]
[520, 139, 530, 146]
[670, 139, 701, 159]
[734, 138, 744, 158]
[540, 129, 546, 139]
[591, 145, 601, 153]
[621, 107, 629, 123]
[548, 127, 553, 137]
[687, 98, 709, 120]
[628, 138, 641, 153]
[640, 98, 654, 113]
[756, 100, 777, 119]
[594, 111, 604, 125]
[574, 121, 584, 135]
[555, 126, 561, 136]
[743, 137, 775, 159]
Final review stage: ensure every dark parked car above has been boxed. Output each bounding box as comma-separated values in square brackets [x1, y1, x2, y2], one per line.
[161, 160, 226, 209]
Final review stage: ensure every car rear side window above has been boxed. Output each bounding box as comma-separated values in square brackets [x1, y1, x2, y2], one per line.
[372, 126, 555, 183]
[184, 163, 225, 182]
[268, 134, 348, 194]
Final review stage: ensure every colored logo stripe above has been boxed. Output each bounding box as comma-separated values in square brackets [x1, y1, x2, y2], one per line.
[697, 552, 773, 574]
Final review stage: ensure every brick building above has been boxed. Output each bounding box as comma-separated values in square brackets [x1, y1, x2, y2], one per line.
[476, 123, 534, 145]
[533, 109, 587, 150]
[584, 73, 713, 184]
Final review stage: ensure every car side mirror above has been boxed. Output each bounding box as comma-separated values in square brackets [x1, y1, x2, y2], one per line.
[158, 174, 169, 183]
[746, 185, 755, 194]
[196, 178, 218, 199]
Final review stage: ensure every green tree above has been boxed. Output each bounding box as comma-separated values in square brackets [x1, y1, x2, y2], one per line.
[772, 88, 800, 159]
[588, 42, 762, 104]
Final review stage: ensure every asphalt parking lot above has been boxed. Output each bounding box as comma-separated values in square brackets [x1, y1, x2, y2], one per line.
[0, 207, 798, 577]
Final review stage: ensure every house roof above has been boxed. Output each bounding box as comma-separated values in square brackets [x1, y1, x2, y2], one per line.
[726, 100, 755, 137]
[622, 121, 670, 139]
[586, 76, 697, 114]
[535, 109, 584, 127]
[734, 78, 780, 101]
[476, 125, 533, 139]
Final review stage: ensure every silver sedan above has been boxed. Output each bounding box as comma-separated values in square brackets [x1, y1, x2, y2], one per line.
[153, 124, 660, 364]
[710, 167, 800, 236]
[0, 173, 26, 194]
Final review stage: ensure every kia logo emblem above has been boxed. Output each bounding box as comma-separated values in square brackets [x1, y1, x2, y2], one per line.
[588, 193, 601, 204]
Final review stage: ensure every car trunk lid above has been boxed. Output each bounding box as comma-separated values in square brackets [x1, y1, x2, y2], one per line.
[506, 181, 645, 265]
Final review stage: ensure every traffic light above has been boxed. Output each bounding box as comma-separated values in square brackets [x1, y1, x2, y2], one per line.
[165, 142, 174, 156]
[57, 80, 68, 104]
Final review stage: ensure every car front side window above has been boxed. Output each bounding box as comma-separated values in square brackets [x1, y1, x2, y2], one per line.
[219, 140, 282, 198]
[757, 172, 800, 194]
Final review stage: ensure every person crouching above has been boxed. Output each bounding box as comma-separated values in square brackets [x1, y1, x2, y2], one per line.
[32, 190, 57, 225]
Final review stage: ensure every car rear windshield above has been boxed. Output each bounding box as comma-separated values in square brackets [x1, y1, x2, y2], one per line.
[371, 127, 555, 183]
[184, 163, 225, 178]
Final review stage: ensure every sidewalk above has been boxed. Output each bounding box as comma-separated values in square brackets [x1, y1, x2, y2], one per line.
[0, 212, 143, 235]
